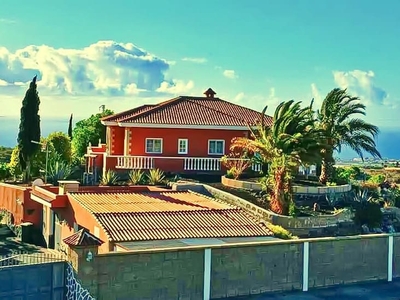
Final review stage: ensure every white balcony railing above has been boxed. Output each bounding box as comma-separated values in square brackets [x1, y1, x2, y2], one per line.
[184, 158, 221, 171]
[116, 156, 154, 169]
[111, 155, 262, 172]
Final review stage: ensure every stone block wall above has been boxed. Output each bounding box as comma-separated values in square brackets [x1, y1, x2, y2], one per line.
[78, 248, 205, 300]
[211, 243, 303, 298]
[72, 234, 399, 300]
[308, 236, 388, 288]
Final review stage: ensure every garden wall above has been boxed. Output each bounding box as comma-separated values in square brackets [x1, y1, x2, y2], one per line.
[73, 234, 399, 300]
[221, 175, 352, 194]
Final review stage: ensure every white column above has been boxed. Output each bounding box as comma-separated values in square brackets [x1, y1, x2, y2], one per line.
[388, 235, 394, 282]
[103, 153, 108, 178]
[203, 248, 212, 300]
[303, 242, 310, 292]
[124, 128, 129, 156]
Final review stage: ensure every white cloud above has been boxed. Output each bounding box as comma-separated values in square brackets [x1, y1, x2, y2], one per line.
[0, 18, 16, 24]
[223, 70, 237, 79]
[310, 83, 323, 107]
[156, 79, 194, 95]
[182, 57, 207, 64]
[233, 92, 245, 102]
[0, 40, 193, 97]
[333, 70, 389, 106]
[232, 88, 281, 113]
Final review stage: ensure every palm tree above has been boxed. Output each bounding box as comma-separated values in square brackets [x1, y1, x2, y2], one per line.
[231, 100, 325, 215]
[318, 88, 381, 184]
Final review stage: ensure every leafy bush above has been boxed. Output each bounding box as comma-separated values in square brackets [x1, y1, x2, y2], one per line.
[352, 189, 383, 228]
[334, 166, 365, 184]
[100, 170, 119, 186]
[128, 170, 145, 185]
[147, 169, 165, 185]
[0, 163, 10, 180]
[267, 224, 297, 240]
[46, 155, 73, 185]
[221, 151, 251, 180]
[368, 174, 385, 184]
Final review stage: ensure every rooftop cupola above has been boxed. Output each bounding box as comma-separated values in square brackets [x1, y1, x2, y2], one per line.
[204, 88, 216, 98]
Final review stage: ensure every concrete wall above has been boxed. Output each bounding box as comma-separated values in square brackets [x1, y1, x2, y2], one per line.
[74, 234, 399, 300]
[221, 175, 352, 194]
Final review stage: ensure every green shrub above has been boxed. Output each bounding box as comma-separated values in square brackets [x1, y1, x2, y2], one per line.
[352, 189, 383, 227]
[128, 170, 145, 185]
[0, 163, 10, 180]
[100, 169, 119, 186]
[226, 169, 235, 179]
[147, 169, 165, 185]
[368, 174, 385, 184]
[46, 155, 73, 185]
[267, 224, 297, 240]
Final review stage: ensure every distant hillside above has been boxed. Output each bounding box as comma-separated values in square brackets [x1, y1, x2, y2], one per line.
[0, 116, 399, 159]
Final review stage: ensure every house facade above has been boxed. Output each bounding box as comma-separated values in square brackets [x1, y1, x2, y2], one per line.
[87, 88, 272, 177]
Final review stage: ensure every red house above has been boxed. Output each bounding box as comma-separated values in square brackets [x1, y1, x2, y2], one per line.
[86, 88, 272, 177]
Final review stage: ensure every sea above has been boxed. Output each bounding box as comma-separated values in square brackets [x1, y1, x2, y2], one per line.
[0, 116, 399, 160]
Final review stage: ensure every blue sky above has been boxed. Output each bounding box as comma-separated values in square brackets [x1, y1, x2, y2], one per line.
[0, 0, 399, 129]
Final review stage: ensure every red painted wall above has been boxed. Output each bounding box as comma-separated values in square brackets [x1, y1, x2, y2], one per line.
[101, 126, 250, 173]
[0, 183, 42, 226]
[111, 126, 125, 155]
[128, 127, 248, 157]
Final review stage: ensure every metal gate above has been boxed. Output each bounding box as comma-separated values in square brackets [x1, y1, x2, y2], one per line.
[0, 261, 66, 300]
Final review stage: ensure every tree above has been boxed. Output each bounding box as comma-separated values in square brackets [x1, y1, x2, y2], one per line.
[231, 100, 325, 215]
[47, 132, 72, 162]
[68, 114, 73, 140]
[72, 109, 114, 158]
[8, 139, 56, 181]
[17, 76, 41, 182]
[318, 88, 381, 184]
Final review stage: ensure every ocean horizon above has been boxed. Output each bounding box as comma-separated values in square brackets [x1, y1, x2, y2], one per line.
[0, 116, 399, 160]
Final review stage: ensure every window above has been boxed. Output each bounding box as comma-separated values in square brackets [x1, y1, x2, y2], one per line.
[178, 139, 188, 154]
[145, 138, 163, 154]
[208, 140, 225, 155]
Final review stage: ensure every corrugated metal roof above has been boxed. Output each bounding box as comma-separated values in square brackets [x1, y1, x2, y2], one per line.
[69, 191, 273, 242]
[68, 191, 230, 213]
[95, 209, 272, 242]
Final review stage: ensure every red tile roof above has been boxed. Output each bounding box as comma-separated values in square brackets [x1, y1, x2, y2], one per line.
[63, 229, 104, 246]
[102, 89, 273, 127]
[69, 191, 273, 242]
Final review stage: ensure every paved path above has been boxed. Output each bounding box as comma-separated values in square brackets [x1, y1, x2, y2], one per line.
[230, 281, 400, 300]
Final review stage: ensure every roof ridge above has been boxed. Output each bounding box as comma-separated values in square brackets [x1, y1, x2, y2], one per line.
[102, 104, 157, 122]
[188, 97, 269, 125]
[184, 99, 249, 124]
[118, 96, 183, 122]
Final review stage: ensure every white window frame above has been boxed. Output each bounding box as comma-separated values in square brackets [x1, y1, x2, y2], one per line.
[208, 139, 225, 155]
[178, 139, 188, 155]
[145, 138, 163, 154]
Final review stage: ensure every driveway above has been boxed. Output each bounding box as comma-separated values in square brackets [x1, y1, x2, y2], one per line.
[229, 280, 400, 300]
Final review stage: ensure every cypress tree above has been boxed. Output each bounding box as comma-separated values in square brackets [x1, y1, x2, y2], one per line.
[17, 75, 41, 182]
[68, 113, 73, 140]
